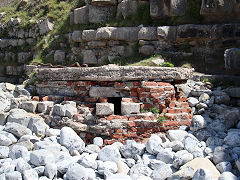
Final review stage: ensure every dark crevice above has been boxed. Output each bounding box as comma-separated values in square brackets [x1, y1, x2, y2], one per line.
[108, 97, 122, 115]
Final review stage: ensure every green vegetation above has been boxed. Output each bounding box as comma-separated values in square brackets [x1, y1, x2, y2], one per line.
[159, 62, 174, 67]
[28, 72, 36, 78]
[0, 0, 83, 30]
[0, 1, 153, 65]
[111, 55, 143, 66]
[129, 54, 174, 67]
[0, 0, 204, 67]
[23, 77, 39, 88]
[141, 106, 161, 114]
[0, 0, 85, 65]
[157, 116, 167, 124]
[141, 106, 166, 124]
[130, 54, 161, 66]
[30, 53, 43, 65]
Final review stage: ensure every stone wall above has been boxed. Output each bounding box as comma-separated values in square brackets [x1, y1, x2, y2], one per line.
[71, 0, 240, 25]
[3, 22, 240, 81]
[0, 16, 55, 82]
[66, 24, 240, 74]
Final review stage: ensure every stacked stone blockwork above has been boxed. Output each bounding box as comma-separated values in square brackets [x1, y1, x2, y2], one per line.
[31, 65, 193, 144]
[2, 0, 240, 82]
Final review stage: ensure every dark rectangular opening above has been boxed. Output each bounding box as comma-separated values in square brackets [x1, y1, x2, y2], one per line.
[108, 97, 122, 115]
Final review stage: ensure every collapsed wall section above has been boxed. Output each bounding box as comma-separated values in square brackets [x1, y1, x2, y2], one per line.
[30, 65, 193, 144]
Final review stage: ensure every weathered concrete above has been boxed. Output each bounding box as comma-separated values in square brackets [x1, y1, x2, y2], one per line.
[33, 65, 193, 81]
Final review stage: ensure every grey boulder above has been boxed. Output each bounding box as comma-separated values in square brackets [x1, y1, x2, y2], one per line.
[9, 145, 29, 161]
[213, 147, 232, 165]
[23, 169, 38, 180]
[29, 117, 49, 137]
[107, 173, 131, 180]
[130, 163, 153, 177]
[98, 161, 118, 175]
[0, 134, 12, 146]
[30, 149, 55, 166]
[156, 149, 174, 164]
[188, 97, 199, 107]
[44, 163, 57, 179]
[15, 158, 32, 174]
[190, 115, 206, 131]
[146, 134, 163, 155]
[173, 150, 193, 169]
[5, 171, 22, 180]
[216, 161, 232, 173]
[218, 172, 239, 180]
[34, 140, 61, 151]
[224, 129, 240, 147]
[66, 163, 88, 180]
[4, 122, 32, 138]
[167, 130, 188, 143]
[93, 136, 103, 147]
[151, 163, 173, 180]
[0, 146, 9, 158]
[79, 154, 98, 170]
[6, 109, 29, 127]
[98, 145, 121, 162]
[120, 140, 145, 158]
[60, 127, 85, 154]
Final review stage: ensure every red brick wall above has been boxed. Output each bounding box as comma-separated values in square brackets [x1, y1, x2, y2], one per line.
[35, 80, 192, 144]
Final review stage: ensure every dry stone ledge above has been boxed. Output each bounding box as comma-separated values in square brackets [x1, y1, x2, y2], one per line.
[34, 65, 193, 81]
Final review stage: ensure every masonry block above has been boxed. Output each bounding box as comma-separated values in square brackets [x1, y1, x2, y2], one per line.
[96, 103, 114, 116]
[89, 87, 128, 97]
[121, 102, 140, 115]
[20, 101, 38, 112]
[37, 101, 54, 113]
